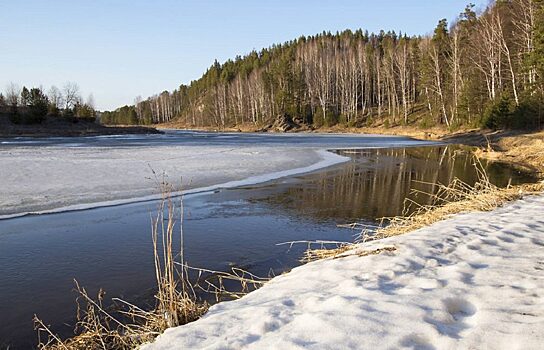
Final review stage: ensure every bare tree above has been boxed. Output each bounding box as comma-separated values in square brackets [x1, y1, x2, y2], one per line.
[449, 25, 464, 122]
[429, 43, 450, 126]
[395, 38, 410, 123]
[512, 0, 536, 88]
[474, 11, 503, 101]
[5, 82, 20, 107]
[47, 86, 63, 109]
[497, 16, 519, 105]
[63, 82, 80, 109]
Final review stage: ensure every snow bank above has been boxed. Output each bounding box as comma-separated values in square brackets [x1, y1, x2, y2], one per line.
[0, 146, 346, 218]
[143, 195, 544, 350]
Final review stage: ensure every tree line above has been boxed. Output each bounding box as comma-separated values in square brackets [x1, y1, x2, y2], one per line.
[0, 82, 96, 124]
[105, 0, 544, 130]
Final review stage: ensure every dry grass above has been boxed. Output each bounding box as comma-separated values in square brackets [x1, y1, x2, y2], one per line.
[474, 131, 544, 176]
[33, 178, 266, 349]
[377, 177, 543, 240]
[303, 245, 397, 262]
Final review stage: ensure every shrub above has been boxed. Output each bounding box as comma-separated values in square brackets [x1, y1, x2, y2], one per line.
[482, 93, 544, 130]
[511, 94, 543, 130]
[481, 94, 514, 129]
[383, 118, 390, 128]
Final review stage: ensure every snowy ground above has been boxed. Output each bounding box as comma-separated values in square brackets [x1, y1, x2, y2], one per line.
[0, 146, 342, 218]
[143, 195, 544, 350]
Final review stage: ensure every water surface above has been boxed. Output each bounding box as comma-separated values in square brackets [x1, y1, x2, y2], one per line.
[0, 140, 536, 349]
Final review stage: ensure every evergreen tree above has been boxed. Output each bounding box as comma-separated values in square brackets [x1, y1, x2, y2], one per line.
[20, 87, 30, 107]
[28, 87, 49, 118]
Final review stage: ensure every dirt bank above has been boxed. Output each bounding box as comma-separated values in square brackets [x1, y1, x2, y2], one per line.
[0, 115, 161, 137]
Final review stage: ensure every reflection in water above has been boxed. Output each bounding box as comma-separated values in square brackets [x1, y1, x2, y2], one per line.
[257, 146, 535, 223]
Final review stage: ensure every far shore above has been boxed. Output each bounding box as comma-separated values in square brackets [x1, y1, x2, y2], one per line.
[160, 121, 544, 175]
[158, 120, 523, 146]
[3, 114, 542, 177]
[0, 115, 161, 138]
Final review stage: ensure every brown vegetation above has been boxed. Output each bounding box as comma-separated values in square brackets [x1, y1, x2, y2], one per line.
[473, 131, 544, 175]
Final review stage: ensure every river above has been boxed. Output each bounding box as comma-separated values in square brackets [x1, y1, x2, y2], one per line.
[0, 132, 536, 349]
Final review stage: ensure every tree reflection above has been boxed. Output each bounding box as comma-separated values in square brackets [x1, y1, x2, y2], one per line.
[259, 146, 535, 223]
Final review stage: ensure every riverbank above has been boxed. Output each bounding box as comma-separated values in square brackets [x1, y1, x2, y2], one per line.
[0, 115, 160, 137]
[143, 193, 544, 349]
[161, 122, 544, 176]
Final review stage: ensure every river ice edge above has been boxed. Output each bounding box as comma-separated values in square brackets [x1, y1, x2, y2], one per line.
[0, 147, 349, 220]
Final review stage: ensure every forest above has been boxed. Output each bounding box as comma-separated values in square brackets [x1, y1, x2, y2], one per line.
[103, 0, 544, 130]
[0, 82, 96, 124]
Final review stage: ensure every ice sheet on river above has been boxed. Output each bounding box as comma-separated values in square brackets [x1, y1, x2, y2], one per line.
[144, 194, 544, 350]
[0, 132, 435, 218]
[0, 145, 340, 218]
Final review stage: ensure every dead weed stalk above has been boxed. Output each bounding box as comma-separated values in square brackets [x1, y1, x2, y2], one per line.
[33, 177, 265, 349]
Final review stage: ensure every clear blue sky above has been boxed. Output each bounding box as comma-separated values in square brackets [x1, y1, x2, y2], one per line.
[0, 0, 489, 110]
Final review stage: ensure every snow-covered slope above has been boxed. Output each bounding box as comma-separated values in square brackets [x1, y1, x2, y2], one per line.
[143, 195, 544, 350]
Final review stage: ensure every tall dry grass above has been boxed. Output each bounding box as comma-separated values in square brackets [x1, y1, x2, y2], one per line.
[376, 163, 543, 239]
[34, 180, 207, 349]
[34, 176, 269, 349]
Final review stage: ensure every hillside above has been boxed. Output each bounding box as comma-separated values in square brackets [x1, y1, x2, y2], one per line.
[103, 1, 543, 132]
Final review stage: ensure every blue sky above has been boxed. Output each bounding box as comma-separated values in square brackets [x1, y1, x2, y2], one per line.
[0, 0, 489, 110]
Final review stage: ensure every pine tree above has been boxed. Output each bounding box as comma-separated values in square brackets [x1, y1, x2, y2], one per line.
[20, 87, 30, 107]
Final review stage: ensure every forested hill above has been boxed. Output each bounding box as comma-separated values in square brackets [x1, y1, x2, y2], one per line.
[103, 0, 544, 131]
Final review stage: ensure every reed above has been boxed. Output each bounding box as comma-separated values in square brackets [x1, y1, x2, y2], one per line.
[376, 161, 543, 239]
[34, 179, 206, 349]
[34, 177, 268, 349]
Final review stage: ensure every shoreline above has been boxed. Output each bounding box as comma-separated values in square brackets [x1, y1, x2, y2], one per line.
[162, 124, 544, 176]
[0, 115, 161, 138]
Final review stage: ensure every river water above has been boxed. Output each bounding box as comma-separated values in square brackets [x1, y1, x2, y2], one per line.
[0, 132, 536, 349]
